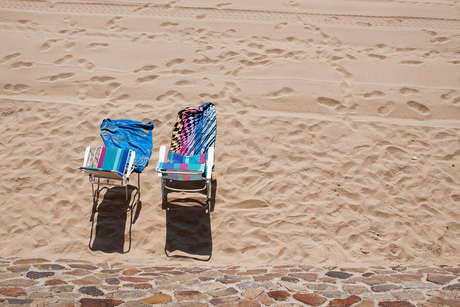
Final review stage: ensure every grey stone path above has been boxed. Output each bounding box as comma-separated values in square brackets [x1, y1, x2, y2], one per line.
[0, 258, 459, 306]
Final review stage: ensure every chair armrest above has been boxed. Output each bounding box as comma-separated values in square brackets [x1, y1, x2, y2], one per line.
[158, 145, 167, 177]
[126, 150, 136, 178]
[206, 147, 214, 179]
[82, 147, 92, 169]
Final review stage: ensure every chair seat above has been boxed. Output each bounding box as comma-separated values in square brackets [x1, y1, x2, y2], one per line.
[156, 162, 205, 181]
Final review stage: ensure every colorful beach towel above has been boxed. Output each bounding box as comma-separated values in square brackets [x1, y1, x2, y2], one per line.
[170, 102, 216, 156]
[100, 119, 154, 173]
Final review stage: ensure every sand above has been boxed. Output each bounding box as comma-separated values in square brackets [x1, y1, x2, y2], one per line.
[0, 0, 459, 268]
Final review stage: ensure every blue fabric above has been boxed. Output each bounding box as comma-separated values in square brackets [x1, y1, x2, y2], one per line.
[100, 119, 154, 173]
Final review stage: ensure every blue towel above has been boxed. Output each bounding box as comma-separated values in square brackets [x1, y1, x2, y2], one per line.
[100, 119, 154, 173]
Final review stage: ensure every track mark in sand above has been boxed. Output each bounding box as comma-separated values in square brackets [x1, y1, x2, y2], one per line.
[368, 54, 387, 60]
[77, 59, 95, 71]
[174, 80, 194, 86]
[166, 58, 185, 68]
[105, 82, 121, 96]
[308, 121, 328, 133]
[111, 94, 130, 102]
[156, 90, 184, 101]
[3, 84, 32, 93]
[377, 101, 395, 116]
[264, 87, 294, 99]
[407, 100, 430, 115]
[37, 73, 75, 82]
[134, 65, 158, 73]
[400, 88, 420, 96]
[217, 3, 232, 9]
[159, 22, 179, 28]
[0, 53, 21, 64]
[38, 39, 63, 53]
[399, 60, 424, 65]
[247, 42, 264, 50]
[87, 43, 109, 49]
[91, 76, 117, 83]
[136, 75, 159, 85]
[440, 90, 460, 104]
[274, 22, 288, 31]
[266, 48, 284, 55]
[9, 61, 34, 69]
[172, 69, 196, 75]
[431, 37, 450, 43]
[423, 50, 440, 58]
[63, 17, 77, 27]
[362, 91, 385, 99]
[317, 97, 342, 109]
[54, 55, 73, 65]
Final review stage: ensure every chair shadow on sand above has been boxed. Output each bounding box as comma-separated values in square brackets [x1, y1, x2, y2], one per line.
[162, 179, 217, 261]
[89, 185, 141, 253]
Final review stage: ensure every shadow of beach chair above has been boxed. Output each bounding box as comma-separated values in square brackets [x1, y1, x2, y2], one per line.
[156, 102, 216, 204]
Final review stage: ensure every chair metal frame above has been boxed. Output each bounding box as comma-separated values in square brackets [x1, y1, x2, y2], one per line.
[156, 145, 214, 202]
[79, 146, 138, 201]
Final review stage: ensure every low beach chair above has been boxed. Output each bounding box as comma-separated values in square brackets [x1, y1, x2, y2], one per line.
[156, 102, 216, 203]
[79, 146, 138, 201]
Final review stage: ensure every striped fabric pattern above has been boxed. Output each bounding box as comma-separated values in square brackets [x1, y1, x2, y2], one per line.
[83, 147, 130, 177]
[156, 162, 205, 181]
[168, 151, 207, 165]
[169, 102, 216, 157]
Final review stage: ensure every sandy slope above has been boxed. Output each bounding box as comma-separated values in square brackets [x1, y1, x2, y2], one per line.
[0, 0, 459, 267]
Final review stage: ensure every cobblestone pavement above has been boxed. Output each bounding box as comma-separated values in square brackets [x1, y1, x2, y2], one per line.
[1, 258, 460, 306]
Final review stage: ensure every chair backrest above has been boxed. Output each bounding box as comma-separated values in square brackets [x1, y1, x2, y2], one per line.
[169, 102, 216, 156]
[96, 147, 131, 174]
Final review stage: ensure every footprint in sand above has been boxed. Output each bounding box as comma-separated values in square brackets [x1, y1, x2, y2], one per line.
[9, 61, 34, 69]
[0, 53, 21, 65]
[431, 37, 450, 43]
[399, 60, 424, 65]
[105, 82, 121, 96]
[63, 17, 77, 27]
[37, 73, 75, 82]
[160, 22, 179, 28]
[166, 58, 185, 68]
[264, 87, 294, 99]
[407, 100, 430, 115]
[3, 84, 32, 94]
[400, 88, 420, 96]
[174, 80, 194, 86]
[39, 39, 64, 53]
[111, 94, 130, 103]
[317, 97, 342, 109]
[368, 54, 387, 60]
[377, 101, 395, 116]
[136, 75, 159, 85]
[156, 90, 184, 102]
[134, 65, 159, 73]
[54, 55, 73, 65]
[91, 76, 117, 83]
[87, 43, 109, 49]
[362, 90, 385, 99]
[274, 22, 288, 31]
[423, 50, 440, 58]
[77, 59, 95, 71]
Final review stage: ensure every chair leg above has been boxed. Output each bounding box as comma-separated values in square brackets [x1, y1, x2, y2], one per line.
[206, 179, 211, 202]
[161, 180, 165, 201]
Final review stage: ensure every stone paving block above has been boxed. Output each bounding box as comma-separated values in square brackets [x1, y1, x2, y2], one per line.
[34, 264, 66, 271]
[0, 287, 27, 297]
[174, 290, 207, 301]
[26, 271, 55, 279]
[209, 295, 240, 305]
[237, 282, 260, 290]
[6, 265, 29, 273]
[293, 293, 327, 306]
[242, 289, 263, 300]
[426, 274, 456, 285]
[235, 300, 261, 307]
[371, 284, 401, 292]
[267, 290, 290, 301]
[427, 297, 460, 307]
[328, 295, 361, 307]
[0, 279, 38, 287]
[79, 298, 124, 307]
[13, 259, 49, 265]
[78, 286, 104, 297]
[342, 284, 370, 295]
[402, 282, 439, 290]
[378, 301, 416, 307]
[140, 293, 172, 304]
[71, 275, 102, 285]
[392, 290, 426, 301]
[443, 283, 460, 291]
[326, 271, 353, 280]
[289, 273, 318, 282]
[123, 269, 141, 276]
[206, 287, 238, 297]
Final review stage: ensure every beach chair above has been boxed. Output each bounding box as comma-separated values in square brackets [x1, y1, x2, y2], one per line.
[79, 146, 138, 202]
[156, 102, 216, 203]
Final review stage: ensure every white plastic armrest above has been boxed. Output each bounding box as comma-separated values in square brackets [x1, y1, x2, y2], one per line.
[82, 147, 92, 170]
[206, 147, 214, 180]
[158, 145, 167, 177]
[126, 150, 136, 178]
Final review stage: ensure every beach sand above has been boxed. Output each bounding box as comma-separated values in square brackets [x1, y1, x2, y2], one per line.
[0, 0, 459, 268]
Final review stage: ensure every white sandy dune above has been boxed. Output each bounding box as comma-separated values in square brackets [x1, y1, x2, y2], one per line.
[0, 0, 460, 267]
